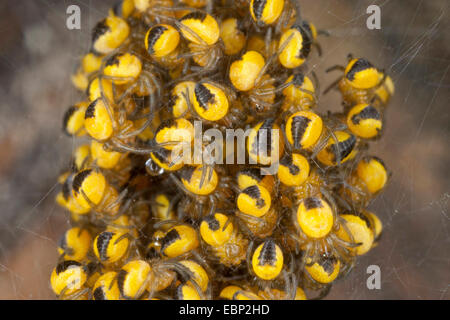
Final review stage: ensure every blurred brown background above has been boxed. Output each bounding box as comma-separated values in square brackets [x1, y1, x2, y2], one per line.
[0, 0, 448, 299]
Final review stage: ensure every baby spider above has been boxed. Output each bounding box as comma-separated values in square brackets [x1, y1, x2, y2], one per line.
[277, 0, 328, 65]
[147, 7, 224, 78]
[114, 258, 199, 300]
[145, 23, 186, 71]
[71, 168, 136, 222]
[92, 271, 121, 300]
[57, 227, 92, 262]
[282, 109, 359, 169]
[338, 155, 390, 210]
[199, 212, 249, 267]
[62, 101, 89, 137]
[228, 27, 300, 116]
[246, 239, 299, 300]
[249, 0, 297, 34]
[228, 49, 281, 116]
[280, 72, 319, 114]
[324, 54, 392, 108]
[50, 260, 90, 300]
[286, 191, 360, 285]
[170, 164, 235, 220]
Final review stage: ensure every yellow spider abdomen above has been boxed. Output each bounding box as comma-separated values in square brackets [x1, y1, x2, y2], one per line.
[229, 51, 265, 91]
[297, 197, 334, 238]
[251, 240, 284, 280]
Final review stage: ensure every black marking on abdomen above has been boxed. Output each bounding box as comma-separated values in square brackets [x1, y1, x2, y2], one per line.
[365, 156, 386, 170]
[346, 58, 373, 81]
[156, 118, 177, 134]
[96, 231, 114, 261]
[351, 105, 380, 124]
[56, 260, 82, 275]
[280, 154, 300, 175]
[252, 119, 275, 157]
[72, 169, 92, 194]
[63, 106, 77, 135]
[146, 245, 159, 260]
[160, 228, 181, 255]
[117, 269, 129, 299]
[304, 197, 323, 210]
[257, 240, 276, 266]
[348, 211, 372, 230]
[239, 168, 263, 183]
[252, 0, 267, 21]
[85, 99, 99, 119]
[105, 53, 121, 67]
[180, 11, 208, 22]
[243, 185, 265, 209]
[292, 73, 305, 87]
[195, 83, 215, 110]
[317, 255, 337, 276]
[146, 25, 168, 55]
[329, 134, 356, 163]
[151, 148, 171, 164]
[62, 177, 72, 200]
[293, 23, 312, 59]
[204, 215, 220, 231]
[291, 116, 311, 149]
[93, 287, 106, 300]
[92, 19, 109, 44]
[180, 166, 196, 183]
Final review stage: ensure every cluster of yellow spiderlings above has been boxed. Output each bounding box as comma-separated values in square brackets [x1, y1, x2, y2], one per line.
[51, 0, 394, 300]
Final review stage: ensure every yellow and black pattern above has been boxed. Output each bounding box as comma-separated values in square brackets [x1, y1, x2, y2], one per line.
[52, 0, 394, 300]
